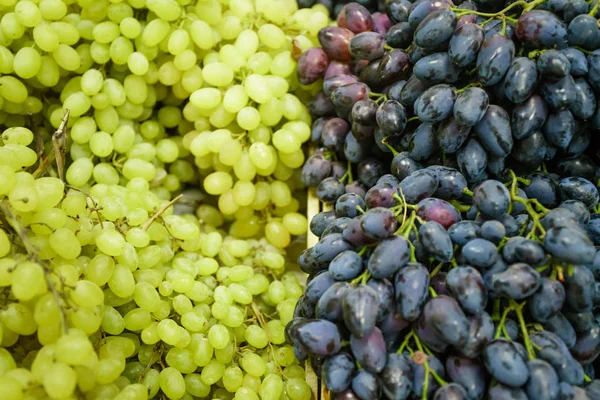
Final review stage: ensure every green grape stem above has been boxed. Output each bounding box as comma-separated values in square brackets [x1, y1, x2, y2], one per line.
[51, 108, 70, 182]
[462, 187, 474, 197]
[381, 137, 400, 156]
[142, 194, 184, 231]
[509, 299, 537, 360]
[455, 82, 483, 95]
[0, 201, 69, 334]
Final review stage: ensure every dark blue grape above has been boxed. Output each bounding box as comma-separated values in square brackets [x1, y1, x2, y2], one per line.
[377, 49, 412, 85]
[530, 331, 585, 386]
[558, 382, 576, 399]
[428, 166, 468, 200]
[329, 251, 363, 281]
[512, 131, 548, 170]
[491, 263, 541, 300]
[488, 384, 528, 399]
[385, 0, 412, 23]
[414, 84, 456, 122]
[461, 238, 498, 268]
[445, 355, 486, 400]
[585, 380, 600, 399]
[476, 35, 515, 86]
[483, 339, 530, 387]
[564, 0, 589, 23]
[541, 208, 579, 232]
[364, 185, 398, 209]
[564, 125, 590, 159]
[296, 319, 342, 356]
[436, 116, 472, 154]
[351, 369, 380, 400]
[544, 227, 596, 265]
[561, 48, 588, 76]
[564, 310, 594, 333]
[322, 217, 352, 237]
[344, 131, 371, 163]
[473, 179, 511, 219]
[357, 157, 386, 188]
[349, 31, 384, 61]
[419, 221, 453, 262]
[343, 285, 379, 337]
[366, 279, 394, 322]
[543, 312, 577, 349]
[449, 221, 481, 246]
[414, 9, 456, 48]
[424, 295, 470, 346]
[511, 95, 548, 140]
[516, 10, 568, 49]
[587, 49, 600, 92]
[433, 382, 467, 400]
[305, 272, 336, 305]
[567, 14, 600, 50]
[457, 138, 488, 182]
[480, 220, 505, 244]
[525, 359, 560, 400]
[342, 217, 377, 247]
[391, 152, 422, 181]
[446, 267, 487, 315]
[541, 74, 576, 110]
[394, 262, 430, 321]
[322, 352, 356, 393]
[453, 87, 489, 127]
[399, 74, 434, 106]
[570, 323, 600, 365]
[503, 57, 538, 103]
[386, 22, 414, 49]
[386, 79, 408, 102]
[324, 75, 359, 97]
[474, 105, 513, 157]
[537, 49, 571, 78]
[368, 235, 412, 279]
[335, 193, 366, 219]
[523, 172, 559, 208]
[408, 0, 453, 29]
[376, 100, 407, 136]
[559, 177, 599, 209]
[310, 210, 336, 237]
[351, 99, 377, 125]
[350, 328, 387, 373]
[448, 23, 485, 68]
[528, 278, 566, 323]
[302, 154, 332, 187]
[560, 200, 590, 225]
[564, 264, 596, 312]
[514, 239, 546, 266]
[380, 353, 413, 400]
[317, 282, 352, 322]
[360, 207, 399, 240]
[415, 314, 449, 353]
[317, 177, 345, 204]
[414, 52, 462, 83]
[399, 169, 439, 203]
[313, 233, 353, 265]
[543, 109, 576, 149]
[331, 82, 370, 119]
[409, 122, 438, 161]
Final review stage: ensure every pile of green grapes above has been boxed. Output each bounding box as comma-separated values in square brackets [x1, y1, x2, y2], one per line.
[0, 0, 329, 398]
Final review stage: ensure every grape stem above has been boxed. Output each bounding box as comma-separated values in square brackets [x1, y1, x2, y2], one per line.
[29, 114, 46, 171]
[142, 194, 184, 231]
[455, 82, 482, 95]
[494, 305, 513, 339]
[428, 287, 438, 298]
[462, 187, 474, 197]
[51, 109, 70, 182]
[509, 299, 537, 360]
[138, 344, 164, 382]
[0, 201, 69, 334]
[451, 0, 548, 18]
[381, 137, 399, 156]
[65, 185, 105, 228]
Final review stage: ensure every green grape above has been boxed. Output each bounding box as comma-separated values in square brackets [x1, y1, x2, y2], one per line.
[11, 261, 46, 301]
[286, 377, 312, 400]
[260, 374, 284, 400]
[200, 359, 225, 386]
[240, 352, 266, 377]
[159, 367, 186, 400]
[223, 365, 244, 393]
[43, 363, 77, 399]
[185, 373, 211, 398]
[242, 373, 261, 394]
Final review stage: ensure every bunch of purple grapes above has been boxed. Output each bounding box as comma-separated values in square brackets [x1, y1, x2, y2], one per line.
[298, 0, 600, 205]
[287, 168, 600, 399]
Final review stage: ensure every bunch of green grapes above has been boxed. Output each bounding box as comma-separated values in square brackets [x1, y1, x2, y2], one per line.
[0, 0, 328, 249]
[0, 124, 311, 400]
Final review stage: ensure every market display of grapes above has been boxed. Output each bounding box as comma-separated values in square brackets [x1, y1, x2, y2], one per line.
[0, 0, 330, 399]
[288, 0, 600, 399]
[2, 0, 600, 398]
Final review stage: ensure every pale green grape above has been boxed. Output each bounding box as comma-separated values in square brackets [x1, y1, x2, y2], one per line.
[13, 47, 42, 79]
[189, 20, 214, 49]
[43, 363, 77, 399]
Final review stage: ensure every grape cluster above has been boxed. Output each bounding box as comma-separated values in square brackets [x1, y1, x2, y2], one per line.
[299, 0, 600, 205]
[288, 164, 600, 398]
[0, 126, 311, 400]
[0, 0, 329, 250]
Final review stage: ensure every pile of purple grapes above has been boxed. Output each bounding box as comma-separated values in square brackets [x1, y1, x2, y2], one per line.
[287, 0, 600, 398]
